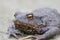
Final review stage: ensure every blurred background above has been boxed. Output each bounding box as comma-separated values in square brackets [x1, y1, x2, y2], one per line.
[0, 0, 60, 40]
